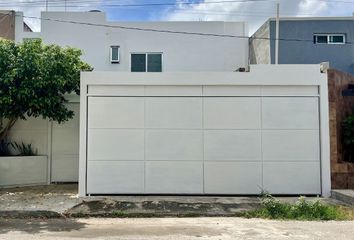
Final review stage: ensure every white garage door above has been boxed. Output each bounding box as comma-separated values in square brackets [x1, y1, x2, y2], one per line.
[86, 96, 321, 195]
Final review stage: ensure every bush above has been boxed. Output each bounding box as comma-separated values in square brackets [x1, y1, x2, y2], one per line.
[0, 140, 12, 156]
[12, 142, 37, 156]
[246, 194, 349, 221]
[0, 39, 92, 142]
[0, 140, 37, 156]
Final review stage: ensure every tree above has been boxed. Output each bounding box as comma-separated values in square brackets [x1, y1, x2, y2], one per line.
[0, 39, 92, 141]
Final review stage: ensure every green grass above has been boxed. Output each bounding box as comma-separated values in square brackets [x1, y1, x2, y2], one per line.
[245, 194, 352, 221]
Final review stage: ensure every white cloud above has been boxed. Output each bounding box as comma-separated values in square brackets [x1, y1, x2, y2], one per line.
[164, 0, 351, 35]
[298, 0, 328, 15]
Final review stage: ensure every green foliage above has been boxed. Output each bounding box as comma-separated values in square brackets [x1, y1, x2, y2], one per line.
[0, 140, 13, 156]
[0, 140, 38, 156]
[246, 194, 349, 220]
[0, 38, 92, 140]
[12, 142, 38, 156]
[342, 114, 354, 162]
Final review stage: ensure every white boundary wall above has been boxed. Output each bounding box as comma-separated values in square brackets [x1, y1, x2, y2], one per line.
[79, 65, 330, 197]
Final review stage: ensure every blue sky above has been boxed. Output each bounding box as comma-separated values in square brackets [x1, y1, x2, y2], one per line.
[2, 0, 354, 34]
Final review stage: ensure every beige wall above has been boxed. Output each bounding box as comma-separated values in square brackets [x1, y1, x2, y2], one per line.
[249, 20, 270, 64]
[0, 10, 15, 40]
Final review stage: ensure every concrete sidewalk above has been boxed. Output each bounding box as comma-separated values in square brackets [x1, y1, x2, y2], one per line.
[0, 184, 346, 218]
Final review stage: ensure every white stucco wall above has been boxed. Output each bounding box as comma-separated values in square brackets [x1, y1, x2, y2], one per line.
[16, 11, 248, 72]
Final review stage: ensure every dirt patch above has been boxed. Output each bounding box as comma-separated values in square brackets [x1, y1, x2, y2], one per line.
[65, 198, 260, 218]
[0, 184, 80, 214]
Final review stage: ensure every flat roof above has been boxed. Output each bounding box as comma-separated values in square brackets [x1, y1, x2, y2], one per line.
[268, 16, 354, 21]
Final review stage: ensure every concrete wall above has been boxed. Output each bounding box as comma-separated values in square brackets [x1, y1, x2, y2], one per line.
[249, 20, 270, 64]
[328, 69, 354, 188]
[0, 10, 15, 40]
[16, 11, 249, 72]
[268, 19, 354, 75]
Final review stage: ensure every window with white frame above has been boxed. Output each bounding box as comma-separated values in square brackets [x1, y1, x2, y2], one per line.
[314, 34, 346, 44]
[110, 46, 120, 63]
[131, 53, 162, 72]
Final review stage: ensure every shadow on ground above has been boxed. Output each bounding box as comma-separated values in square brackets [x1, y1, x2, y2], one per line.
[0, 218, 87, 234]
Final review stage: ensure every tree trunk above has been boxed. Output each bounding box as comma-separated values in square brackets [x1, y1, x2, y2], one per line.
[0, 118, 17, 142]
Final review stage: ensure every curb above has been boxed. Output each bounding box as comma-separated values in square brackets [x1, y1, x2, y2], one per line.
[331, 190, 354, 205]
[0, 210, 64, 219]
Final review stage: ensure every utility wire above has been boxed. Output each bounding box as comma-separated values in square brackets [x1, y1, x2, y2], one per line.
[0, 10, 11, 23]
[13, 13, 354, 45]
[0, 0, 275, 7]
[1, 0, 354, 7]
[0, 10, 351, 44]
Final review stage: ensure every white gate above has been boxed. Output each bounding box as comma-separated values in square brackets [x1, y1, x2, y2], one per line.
[79, 65, 331, 196]
[51, 103, 80, 182]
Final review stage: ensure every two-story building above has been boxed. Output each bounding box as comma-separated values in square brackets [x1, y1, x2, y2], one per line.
[250, 17, 354, 75]
[1, 10, 333, 196]
[11, 11, 249, 183]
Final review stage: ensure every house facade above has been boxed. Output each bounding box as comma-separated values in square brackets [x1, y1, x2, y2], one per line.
[250, 17, 354, 75]
[11, 11, 249, 183]
[16, 11, 249, 72]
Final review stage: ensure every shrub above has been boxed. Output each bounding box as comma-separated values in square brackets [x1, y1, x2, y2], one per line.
[12, 142, 38, 156]
[246, 194, 349, 221]
[0, 140, 12, 156]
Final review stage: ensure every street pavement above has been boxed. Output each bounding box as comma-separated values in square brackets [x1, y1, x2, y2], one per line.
[0, 217, 354, 240]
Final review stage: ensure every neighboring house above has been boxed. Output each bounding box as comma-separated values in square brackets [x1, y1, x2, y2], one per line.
[0, 10, 32, 40]
[250, 17, 354, 75]
[10, 11, 249, 183]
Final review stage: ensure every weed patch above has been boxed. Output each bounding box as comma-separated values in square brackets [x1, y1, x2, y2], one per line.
[245, 194, 351, 221]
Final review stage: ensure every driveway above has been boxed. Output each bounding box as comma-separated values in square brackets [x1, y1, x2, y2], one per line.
[0, 217, 353, 240]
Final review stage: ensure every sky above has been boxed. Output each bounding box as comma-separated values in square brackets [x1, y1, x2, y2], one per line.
[1, 0, 354, 34]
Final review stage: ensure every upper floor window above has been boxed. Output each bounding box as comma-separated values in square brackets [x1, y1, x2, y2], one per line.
[314, 34, 346, 44]
[131, 53, 162, 72]
[110, 46, 120, 63]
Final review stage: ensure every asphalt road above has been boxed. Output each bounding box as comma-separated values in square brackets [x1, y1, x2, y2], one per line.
[0, 217, 354, 240]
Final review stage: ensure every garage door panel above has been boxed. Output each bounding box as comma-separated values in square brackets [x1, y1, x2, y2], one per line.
[88, 129, 144, 160]
[262, 130, 320, 161]
[88, 97, 144, 129]
[204, 162, 262, 194]
[87, 161, 144, 194]
[263, 162, 321, 194]
[146, 130, 203, 161]
[262, 97, 319, 129]
[145, 97, 202, 129]
[145, 161, 203, 193]
[204, 97, 261, 129]
[86, 94, 322, 195]
[204, 130, 262, 161]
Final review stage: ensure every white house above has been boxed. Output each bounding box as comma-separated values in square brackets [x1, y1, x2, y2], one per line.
[11, 11, 249, 183]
